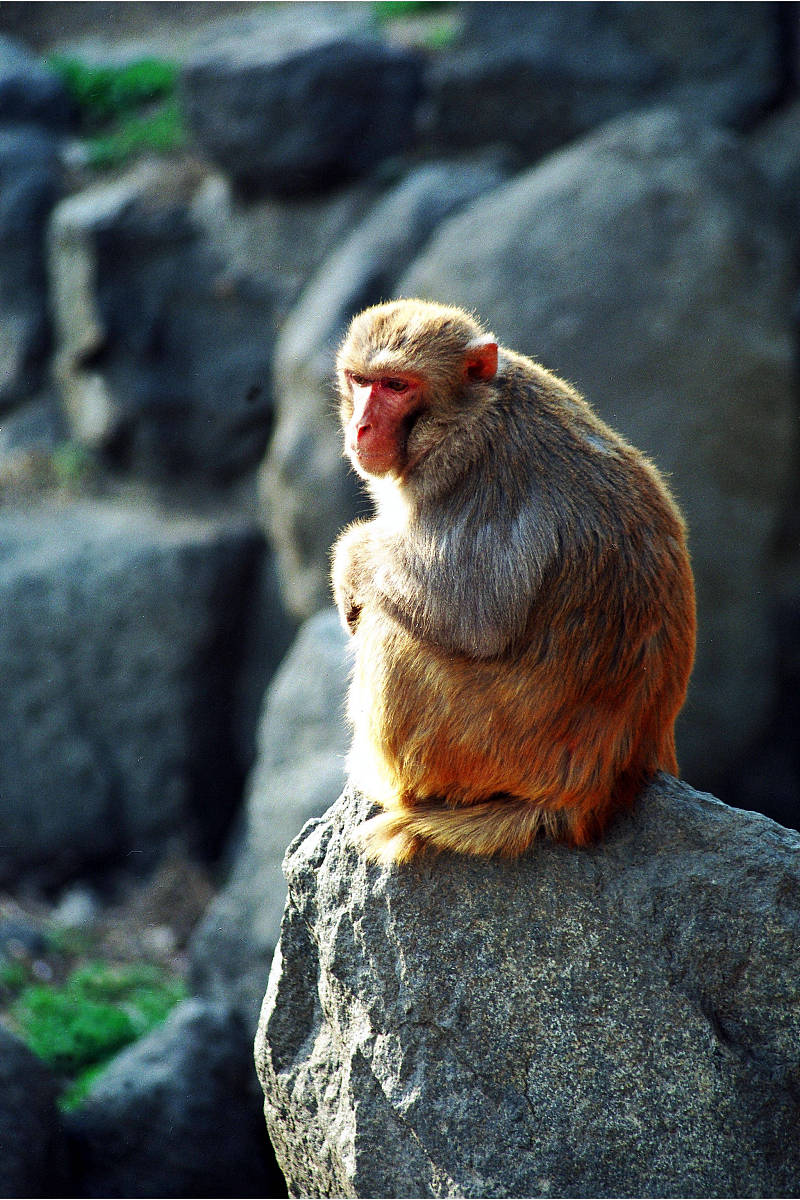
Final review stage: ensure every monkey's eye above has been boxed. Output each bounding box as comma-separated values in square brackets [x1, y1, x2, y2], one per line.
[348, 373, 370, 387]
[385, 378, 410, 393]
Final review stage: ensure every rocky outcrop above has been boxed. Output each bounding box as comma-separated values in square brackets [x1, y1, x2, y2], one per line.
[397, 107, 797, 794]
[257, 775, 800, 1199]
[0, 125, 62, 410]
[0, 1025, 70, 1196]
[0, 499, 284, 883]
[66, 998, 283, 1198]
[0, 34, 74, 130]
[190, 609, 350, 1031]
[423, 2, 786, 159]
[181, 29, 423, 197]
[47, 160, 276, 483]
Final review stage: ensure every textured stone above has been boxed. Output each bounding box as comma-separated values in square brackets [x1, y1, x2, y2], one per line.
[181, 33, 422, 196]
[257, 775, 800, 1199]
[0, 125, 62, 409]
[424, 2, 785, 160]
[0, 500, 271, 883]
[67, 999, 283, 1197]
[0, 1025, 70, 1195]
[48, 161, 275, 483]
[0, 35, 74, 130]
[190, 609, 350, 1031]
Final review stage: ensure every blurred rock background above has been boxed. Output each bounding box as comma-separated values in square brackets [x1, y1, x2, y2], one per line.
[0, 1, 797, 1194]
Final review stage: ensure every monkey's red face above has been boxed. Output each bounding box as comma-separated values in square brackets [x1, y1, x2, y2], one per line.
[344, 371, 425, 478]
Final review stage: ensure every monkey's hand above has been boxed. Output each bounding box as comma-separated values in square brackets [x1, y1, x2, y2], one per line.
[331, 521, 372, 634]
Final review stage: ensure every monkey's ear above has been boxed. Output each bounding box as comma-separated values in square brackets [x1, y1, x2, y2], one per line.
[464, 337, 499, 381]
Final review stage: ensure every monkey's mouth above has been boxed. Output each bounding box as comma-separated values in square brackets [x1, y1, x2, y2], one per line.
[352, 407, 426, 476]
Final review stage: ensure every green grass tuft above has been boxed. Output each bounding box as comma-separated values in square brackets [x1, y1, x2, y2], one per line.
[46, 55, 178, 125]
[45, 54, 185, 168]
[373, 0, 444, 20]
[84, 98, 185, 169]
[11, 961, 186, 1103]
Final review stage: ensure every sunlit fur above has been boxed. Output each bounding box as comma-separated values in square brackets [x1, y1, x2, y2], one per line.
[332, 299, 696, 862]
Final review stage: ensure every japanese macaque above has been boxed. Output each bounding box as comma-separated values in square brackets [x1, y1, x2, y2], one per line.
[331, 298, 696, 862]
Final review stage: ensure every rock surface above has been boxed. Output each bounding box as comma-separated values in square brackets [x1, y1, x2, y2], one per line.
[66, 998, 283, 1198]
[0, 1025, 70, 1196]
[181, 32, 422, 196]
[397, 107, 797, 792]
[0, 124, 62, 409]
[190, 608, 350, 1031]
[0, 500, 272, 883]
[48, 160, 275, 483]
[424, 2, 786, 159]
[0, 34, 74, 129]
[257, 775, 800, 1199]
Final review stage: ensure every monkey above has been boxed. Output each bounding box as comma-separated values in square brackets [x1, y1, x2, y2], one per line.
[331, 298, 696, 862]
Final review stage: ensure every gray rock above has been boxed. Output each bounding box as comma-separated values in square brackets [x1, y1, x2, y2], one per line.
[0, 390, 67, 456]
[0, 499, 276, 883]
[0, 1025, 71, 1195]
[256, 776, 800, 1199]
[66, 998, 283, 1198]
[260, 158, 508, 618]
[397, 108, 797, 795]
[180, 33, 423, 197]
[0, 125, 62, 409]
[191, 171, 383, 322]
[190, 608, 350, 1032]
[748, 98, 800, 246]
[424, 2, 784, 160]
[48, 160, 275, 484]
[0, 35, 74, 130]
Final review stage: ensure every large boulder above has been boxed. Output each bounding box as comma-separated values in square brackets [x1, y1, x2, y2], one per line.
[257, 776, 800, 1199]
[748, 98, 800, 246]
[0, 1025, 71, 1195]
[423, 2, 785, 160]
[260, 158, 508, 618]
[193, 171, 383, 324]
[0, 35, 74, 130]
[0, 499, 283, 884]
[181, 29, 423, 197]
[48, 160, 275, 484]
[66, 998, 283, 1197]
[396, 108, 797, 795]
[190, 609, 350, 1031]
[0, 125, 62, 410]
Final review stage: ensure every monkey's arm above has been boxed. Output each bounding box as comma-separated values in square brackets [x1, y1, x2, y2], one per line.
[332, 521, 372, 633]
[373, 501, 559, 660]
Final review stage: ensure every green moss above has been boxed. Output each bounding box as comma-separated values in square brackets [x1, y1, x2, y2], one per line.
[84, 99, 185, 169]
[46, 55, 178, 125]
[0, 959, 28, 997]
[371, 1, 459, 49]
[45, 54, 185, 168]
[11, 961, 186, 1095]
[51, 441, 96, 490]
[59, 1061, 110, 1112]
[15, 987, 134, 1072]
[373, 0, 444, 20]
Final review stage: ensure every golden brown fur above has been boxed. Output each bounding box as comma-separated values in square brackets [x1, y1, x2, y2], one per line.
[332, 299, 696, 861]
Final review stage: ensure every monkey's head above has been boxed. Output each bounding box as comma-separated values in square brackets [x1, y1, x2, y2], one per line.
[336, 299, 498, 483]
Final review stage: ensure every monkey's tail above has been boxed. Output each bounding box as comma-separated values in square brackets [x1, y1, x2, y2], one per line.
[358, 796, 579, 863]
